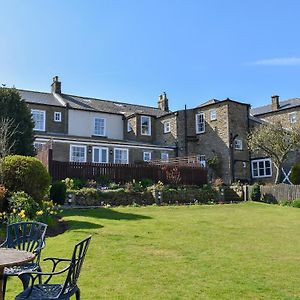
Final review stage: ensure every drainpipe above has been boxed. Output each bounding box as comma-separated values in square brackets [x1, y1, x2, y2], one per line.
[184, 105, 188, 156]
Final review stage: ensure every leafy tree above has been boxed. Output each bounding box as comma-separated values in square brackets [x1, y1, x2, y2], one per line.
[248, 122, 300, 184]
[0, 87, 35, 156]
[290, 163, 300, 185]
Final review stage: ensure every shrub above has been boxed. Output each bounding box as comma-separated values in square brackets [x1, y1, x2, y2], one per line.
[195, 184, 218, 204]
[9, 191, 39, 219]
[140, 178, 154, 188]
[290, 164, 300, 185]
[97, 175, 111, 187]
[35, 200, 62, 226]
[251, 183, 261, 202]
[62, 178, 74, 190]
[0, 185, 7, 211]
[261, 193, 277, 204]
[50, 182, 67, 205]
[72, 178, 86, 189]
[2, 155, 51, 202]
[292, 199, 300, 208]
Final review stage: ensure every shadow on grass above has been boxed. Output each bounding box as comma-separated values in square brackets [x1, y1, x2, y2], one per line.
[63, 207, 152, 221]
[65, 220, 104, 230]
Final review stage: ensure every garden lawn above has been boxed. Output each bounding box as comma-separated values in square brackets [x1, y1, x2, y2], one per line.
[6, 202, 300, 299]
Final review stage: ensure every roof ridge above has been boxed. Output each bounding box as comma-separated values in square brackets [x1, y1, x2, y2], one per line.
[62, 93, 166, 111]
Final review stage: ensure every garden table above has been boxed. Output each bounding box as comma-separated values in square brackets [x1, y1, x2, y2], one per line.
[0, 248, 35, 300]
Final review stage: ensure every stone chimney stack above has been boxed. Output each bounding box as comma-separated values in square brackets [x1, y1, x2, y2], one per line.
[158, 92, 169, 111]
[271, 95, 280, 111]
[51, 76, 61, 94]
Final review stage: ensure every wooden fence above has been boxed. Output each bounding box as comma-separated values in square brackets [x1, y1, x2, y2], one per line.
[244, 183, 300, 202]
[49, 161, 207, 185]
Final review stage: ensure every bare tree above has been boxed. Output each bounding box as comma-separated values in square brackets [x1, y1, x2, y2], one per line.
[0, 117, 19, 158]
[248, 122, 300, 184]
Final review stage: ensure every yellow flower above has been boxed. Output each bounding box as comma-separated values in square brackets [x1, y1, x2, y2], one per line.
[12, 208, 17, 214]
[36, 210, 44, 216]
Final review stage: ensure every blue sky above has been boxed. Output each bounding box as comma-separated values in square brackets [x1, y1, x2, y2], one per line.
[1, 0, 300, 111]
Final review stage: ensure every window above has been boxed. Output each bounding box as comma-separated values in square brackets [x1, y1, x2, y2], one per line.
[70, 145, 87, 162]
[164, 121, 171, 133]
[33, 142, 45, 151]
[234, 139, 243, 150]
[161, 152, 169, 162]
[31, 109, 45, 131]
[141, 116, 151, 135]
[93, 147, 108, 163]
[94, 118, 106, 136]
[197, 155, 206, 167]
[251, 158, 272, 178]
[127, 120, 133, 132]
[114, 148, 129, 164]
[289, 112, 297, 124]
[210, 109, 217, 121]
[54, 112, 62, 122]
[196, 112, 205, 134]
[143, 151, 151, 162]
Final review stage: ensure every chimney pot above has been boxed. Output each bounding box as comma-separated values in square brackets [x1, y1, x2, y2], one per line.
[158, 92, 169, 111]
[51, 76, 61, 94]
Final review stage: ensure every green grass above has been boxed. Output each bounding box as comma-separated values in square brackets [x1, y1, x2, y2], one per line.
[6, 202, 300, 299]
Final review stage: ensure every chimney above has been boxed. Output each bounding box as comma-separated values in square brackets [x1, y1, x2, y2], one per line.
[158, 92, 169, 111]
[51, 76, 61, 94]
[271, 95, 279, 110]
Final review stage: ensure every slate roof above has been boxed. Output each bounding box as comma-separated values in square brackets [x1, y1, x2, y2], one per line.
[251, 98, 300, 116]
[18, 89, 170, 118]
[197, 98, 249, 108]
[18, 90, 64, 107]
[197, 99, 220, 107]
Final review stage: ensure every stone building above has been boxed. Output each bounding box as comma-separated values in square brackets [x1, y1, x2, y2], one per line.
[17, 76, 300, 185]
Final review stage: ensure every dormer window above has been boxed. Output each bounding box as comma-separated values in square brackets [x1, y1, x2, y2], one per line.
[196, 112, 205, 134]
[94, 117, 106, 136]
[141, 116, 151, 136]
[164, 121, 171, 133]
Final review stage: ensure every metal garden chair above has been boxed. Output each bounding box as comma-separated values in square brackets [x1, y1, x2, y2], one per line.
[0, 221, 48, 298]
[15, 236, 92, 300]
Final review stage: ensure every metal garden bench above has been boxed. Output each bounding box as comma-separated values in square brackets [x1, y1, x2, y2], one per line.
[15, 236, 91, 300]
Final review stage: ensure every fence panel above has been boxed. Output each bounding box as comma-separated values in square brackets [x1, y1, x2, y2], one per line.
[50, 161, 207, 185]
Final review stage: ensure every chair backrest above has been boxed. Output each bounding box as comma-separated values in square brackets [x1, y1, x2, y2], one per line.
[4, 221, 48, 263]
[61, 236, 91, 296]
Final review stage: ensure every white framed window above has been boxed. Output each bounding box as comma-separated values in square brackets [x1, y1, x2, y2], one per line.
[164, 121, 171, 133]
[161, 152, 169, 162]
[234, 139, 243, 150]
[210, 109, 217, 121]
[127, 120, 133, 132]
[196, 112, 205, 134]
[143, 151, 152, 162]
[141, 116, 151, 136]
[251, 158, 272, 178]
[93, 147, 109, 163]
[114, 148, 129, 164]
[54, 112, 62, 122]
[94, 118, 106, 136]
[289, 112, 297, 124]
[197, 155, 206, 167]
[70, 145, 87, 162]
[31, 109, 46, 131]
